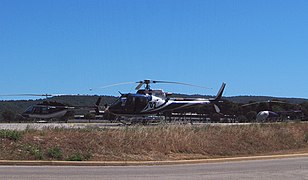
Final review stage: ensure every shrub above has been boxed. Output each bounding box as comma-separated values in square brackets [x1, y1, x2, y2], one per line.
[47, 147, 63, 160]
[66, 152, 91, 161]
[26, 145, 44, 160]
[304, 132, 308, 143]
[0, 130, 22, 141]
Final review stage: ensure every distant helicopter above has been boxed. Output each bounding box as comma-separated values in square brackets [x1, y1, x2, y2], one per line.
[93, 80, 226, 118]
[1, 94, 102, 120]
[241, 100, 302, 122]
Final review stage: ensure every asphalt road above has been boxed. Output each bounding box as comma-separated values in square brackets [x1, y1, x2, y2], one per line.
[0, 157, 307, 180]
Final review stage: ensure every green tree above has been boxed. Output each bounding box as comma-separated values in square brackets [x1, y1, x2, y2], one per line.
[246, 111, 257, 122]
[84, 113, 95, 119]
[300, 102, 308, 120]
[236, 115, 247, 123]
[2, 110, 16, 122]
[211, 113, 221, 122]
[257, 102, 270, 112]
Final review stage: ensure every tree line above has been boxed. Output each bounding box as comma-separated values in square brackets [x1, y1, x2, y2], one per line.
[1, 95, 308, 122]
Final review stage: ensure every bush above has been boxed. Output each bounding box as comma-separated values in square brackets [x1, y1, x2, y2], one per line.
[246, 111, 257, 121]
[1, 110, 16, 122]
[47, 147, 63, 160]
[0, 130, 22, 141]
[236, 115, 248, 123]
[26, 145, 44, 160]
[304, 132, 308, 143]
[66, 152, 91, 161]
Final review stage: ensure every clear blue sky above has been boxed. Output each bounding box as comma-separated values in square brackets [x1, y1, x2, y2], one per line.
[1, 0, 308, 99]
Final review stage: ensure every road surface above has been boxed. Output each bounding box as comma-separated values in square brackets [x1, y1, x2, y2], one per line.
[0, 122, 253, 130]
[0, 157, 307, 179]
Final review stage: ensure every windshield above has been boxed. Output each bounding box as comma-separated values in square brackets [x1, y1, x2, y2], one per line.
[120, 97, 127, 106]
[24, 106, 34, 113]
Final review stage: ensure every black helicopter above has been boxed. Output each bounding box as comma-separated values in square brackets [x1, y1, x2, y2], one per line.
[1, 94, 102, 120]
[94, 80, 226, 117]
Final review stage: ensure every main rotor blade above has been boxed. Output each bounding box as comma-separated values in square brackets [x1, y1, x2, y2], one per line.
[242, 100, 289, 107]
[0, 94, 53, 97]
[241, 102, 260, 107]
[152, 80, 212, 89]
[135, 83, 144, 90]
[91, 79, 212, 91]
[268, 100, 288, 104]
[90, 82, 136, 91]
[0, 94, 76, 98]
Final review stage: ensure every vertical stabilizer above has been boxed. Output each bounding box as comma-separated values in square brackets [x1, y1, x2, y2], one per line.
[210, 83, 226, 102]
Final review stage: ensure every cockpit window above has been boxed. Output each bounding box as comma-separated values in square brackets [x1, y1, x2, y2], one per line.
[25, 106, 34, 113]
[42, 107, 49, 114]
[120, 97, 127, 106]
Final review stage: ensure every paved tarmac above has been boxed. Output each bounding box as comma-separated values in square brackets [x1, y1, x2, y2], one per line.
[0, 157, 307, 179]
[0, 122, 254, 130]
[0, 122, 123, 130]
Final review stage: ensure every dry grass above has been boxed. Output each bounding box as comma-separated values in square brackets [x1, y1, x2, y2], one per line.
[0, 123, 308, 161]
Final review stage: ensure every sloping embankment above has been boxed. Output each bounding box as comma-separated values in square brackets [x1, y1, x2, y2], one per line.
[0, 123, 307, 161]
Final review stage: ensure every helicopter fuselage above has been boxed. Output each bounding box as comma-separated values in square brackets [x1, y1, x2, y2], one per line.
[107, 83, 226, 116]
[108, 94, 212, 116]
[22, 104, 71, 119]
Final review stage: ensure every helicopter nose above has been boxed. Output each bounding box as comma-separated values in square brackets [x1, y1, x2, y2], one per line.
[107, 104, 122, 115]
[22, 114, 29, 118]
[107, 105, 115, 113]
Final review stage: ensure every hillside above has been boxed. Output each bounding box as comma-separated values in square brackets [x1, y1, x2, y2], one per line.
[172, 94, 308, 104]
[225, 96, 308, 104]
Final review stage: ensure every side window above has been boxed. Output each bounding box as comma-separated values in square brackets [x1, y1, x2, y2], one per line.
[33, 107, 42, 113]
[25, 106, 34, 113]
[121, 97, 127, 106]
[42, 107, 49, 114]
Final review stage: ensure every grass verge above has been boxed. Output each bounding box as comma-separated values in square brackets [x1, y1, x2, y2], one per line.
[0, 123, 307, 161]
